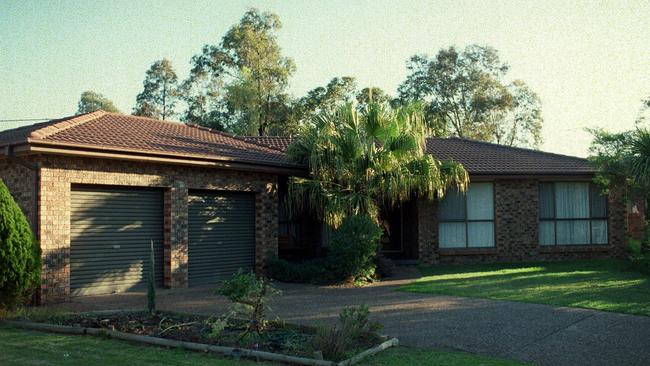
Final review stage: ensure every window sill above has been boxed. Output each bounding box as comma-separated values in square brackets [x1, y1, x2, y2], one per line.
[438, 248, 497, 256]
[539, 244, 612, 253]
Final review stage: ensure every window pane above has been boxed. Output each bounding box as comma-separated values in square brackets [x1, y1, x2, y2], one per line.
[555, 182, 589, 219]
[467, 183, 494, 220]
[467, 222, 495, 247]
[590, 184, 608, 218]
[539, 183, 554, 219]
[557, 220, 589, 245]
[439, 188, 466, 221]
[591, 220, 608, 244]
[539, 221, 555, 245]
[439, 222, 466, 248]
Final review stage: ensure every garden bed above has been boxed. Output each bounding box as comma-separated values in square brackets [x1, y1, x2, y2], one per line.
[3, 310, 398, 366]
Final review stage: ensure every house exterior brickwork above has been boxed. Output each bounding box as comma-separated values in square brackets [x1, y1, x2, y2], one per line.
[34, 156, 278, 304]
[417, 178, 629, 265]
[0, 157, 38, 229]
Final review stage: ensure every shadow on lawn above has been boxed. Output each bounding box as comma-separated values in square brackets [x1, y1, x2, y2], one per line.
[402, 259, 650, 316]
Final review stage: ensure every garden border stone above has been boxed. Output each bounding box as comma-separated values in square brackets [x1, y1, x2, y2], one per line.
[0, 319, 399, 366]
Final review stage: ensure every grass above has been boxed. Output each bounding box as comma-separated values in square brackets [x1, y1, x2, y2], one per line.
[400, 259, 650, 316]
[0, 326, 528, 366]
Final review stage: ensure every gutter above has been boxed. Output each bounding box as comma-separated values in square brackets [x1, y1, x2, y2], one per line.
[11, 141, 308, 176]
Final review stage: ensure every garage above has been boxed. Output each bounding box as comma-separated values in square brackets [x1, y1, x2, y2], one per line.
[70, 186, 164, 296]
[188, 191, 256, 286]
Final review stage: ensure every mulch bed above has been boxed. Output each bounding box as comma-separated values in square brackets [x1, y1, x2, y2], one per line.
[47, 310, 377, 358]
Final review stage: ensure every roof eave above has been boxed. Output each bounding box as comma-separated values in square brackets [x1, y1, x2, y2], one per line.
[13, 141, 306, 175]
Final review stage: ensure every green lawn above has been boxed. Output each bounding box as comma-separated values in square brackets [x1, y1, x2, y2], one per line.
[0, 326, 527, 366]
[400, 259, 650, 316]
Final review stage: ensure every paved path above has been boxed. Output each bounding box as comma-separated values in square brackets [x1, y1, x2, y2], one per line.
[48, 268, 650, 366]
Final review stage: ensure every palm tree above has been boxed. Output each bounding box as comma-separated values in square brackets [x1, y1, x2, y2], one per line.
[630, 129, 650, 188]
[287, 102, 469, 227]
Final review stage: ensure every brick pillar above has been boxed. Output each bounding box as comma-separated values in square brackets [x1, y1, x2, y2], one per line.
[168, 181, 188, 288]
[417, 198, 438, 264]
[608, 186, 628, 257]
[626, 196, 646, 241]
[255, 180, 279, 273]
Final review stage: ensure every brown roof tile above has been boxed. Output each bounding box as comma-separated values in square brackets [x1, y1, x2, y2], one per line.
[425, 137, 595, 175]
[241, 136, 595, 175]
[0, 111, 299, 168]
[0, 112, 594, 175]
[240, 136, 293, 152]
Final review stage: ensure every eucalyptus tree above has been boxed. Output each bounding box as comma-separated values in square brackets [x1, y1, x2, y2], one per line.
[133, 59, 179, 120]
[183, 9, 295, 135]
[398, 45, 543, 148]
[287, 102, 469, 227]
[77, 91, 120, 114]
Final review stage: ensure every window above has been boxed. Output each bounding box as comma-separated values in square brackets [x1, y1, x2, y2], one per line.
[539, 182, 608, 245]
[439, 182, 494, 248]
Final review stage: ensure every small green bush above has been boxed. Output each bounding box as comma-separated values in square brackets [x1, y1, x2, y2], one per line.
[312, 305, 382, 361]
[266, 256, 337, 284]
[267, 215, 383, 285]
[216, 270, 280, 336]
[0, 179, 40, 310]
[328, 215, 383, 283]
[628, 239, 643, 257]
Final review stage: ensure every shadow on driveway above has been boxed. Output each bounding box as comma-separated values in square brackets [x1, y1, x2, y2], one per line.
[46, 267, 650, 366]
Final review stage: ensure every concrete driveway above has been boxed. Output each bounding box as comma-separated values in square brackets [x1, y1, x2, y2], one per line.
[48, 268, 650, 366]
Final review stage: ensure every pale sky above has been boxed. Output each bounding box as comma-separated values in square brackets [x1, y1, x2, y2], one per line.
[1, 0, 648, 157]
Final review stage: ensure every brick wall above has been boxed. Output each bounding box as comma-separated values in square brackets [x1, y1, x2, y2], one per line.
[36, 155, 278, 304]
[0, 157, 38, 229]
[417, 178, 629, 265]
[626, 196, 646, 240]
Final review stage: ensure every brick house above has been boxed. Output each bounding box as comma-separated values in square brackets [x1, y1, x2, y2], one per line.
[245, 136, 640, 265]
[0, 111, 642, 304]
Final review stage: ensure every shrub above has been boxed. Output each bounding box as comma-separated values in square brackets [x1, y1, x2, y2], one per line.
[216, 270, 280, 336]
[374, 255, 395, 278]
[312, 305, 382, 361]
[0, 179, 40, 310]
[146, 240, 156, 315]
[266, 256, 342, 285]
[268, 215, 382, 285]
[327, 215, 383, 283]
[628, 238, 650, 274]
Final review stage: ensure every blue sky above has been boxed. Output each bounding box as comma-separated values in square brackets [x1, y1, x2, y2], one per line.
[1, 0, 649, 156]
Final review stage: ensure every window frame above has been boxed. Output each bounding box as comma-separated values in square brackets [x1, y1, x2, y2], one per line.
[538, 181, 609, 246]
[438, 182, 496, 249]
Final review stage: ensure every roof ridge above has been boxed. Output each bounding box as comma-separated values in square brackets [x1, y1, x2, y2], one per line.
[428, 136, 589, 161]
[29, 110, 107, 140]
[102, 111, 186, 126]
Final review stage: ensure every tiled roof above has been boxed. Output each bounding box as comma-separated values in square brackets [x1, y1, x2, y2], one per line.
[425, 137, 595, 175]
[0, 111, 299, 169]
[240, 136, 293, 152]
[241, 136, 595, 175]
[0, 112, 594, 175]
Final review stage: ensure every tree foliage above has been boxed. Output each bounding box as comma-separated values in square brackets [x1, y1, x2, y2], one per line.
[398, 45, 542, 148]
[0, 179, 40, 310]
[289, 77, 393, 134]
[133, 59, 179, 120]
[589, 96, 650, 193]
[183, 8, 295, 135]
[287, 102, 469, 227]
[77, 91, 120, 114]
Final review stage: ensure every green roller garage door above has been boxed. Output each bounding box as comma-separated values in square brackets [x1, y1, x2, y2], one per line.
[70, 186, 164, 296]
[188, 191, 256, 286]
